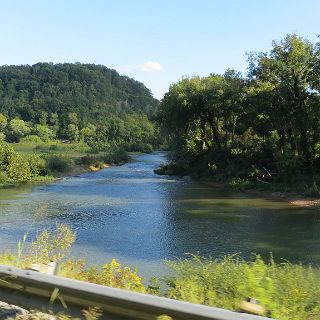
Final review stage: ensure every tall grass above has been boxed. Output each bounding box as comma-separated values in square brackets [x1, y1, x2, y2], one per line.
[165, 254, 320, 320]
[0, 224, 146, 294]
[1, 226, 320, 319]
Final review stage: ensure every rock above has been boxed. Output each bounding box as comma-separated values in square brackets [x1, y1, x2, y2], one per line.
[0, 301, 56, 320]
[0, 301, 27, 319]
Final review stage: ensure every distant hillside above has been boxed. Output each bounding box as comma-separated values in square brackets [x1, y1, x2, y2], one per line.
[0, 63, 158, 127]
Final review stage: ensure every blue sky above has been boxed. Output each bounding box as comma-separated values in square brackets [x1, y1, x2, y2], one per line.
[0, 0, 319, 99]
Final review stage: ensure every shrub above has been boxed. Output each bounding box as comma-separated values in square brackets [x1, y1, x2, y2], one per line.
[0, 142, 31, 182]
[228, 177, 253, 190]
[103, 148, 130, 164]
[45, 154, 72, 174]
[60, 259, 146, 293]
[31, 224, 76, 263]
[27, 154, 46, 177]
[128, 142, 153, 153]
[0, 225, 146, 294]
[165, 255, 320, 320]
[0, 171, 9, 184]
[275, 152, 304, 179]
[49, 144, 59, 151]
[304, 181, 320, 197]
[20, 135, 43, 143]
[79, 155, 100, 166]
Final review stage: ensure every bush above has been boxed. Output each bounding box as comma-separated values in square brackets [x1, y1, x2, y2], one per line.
[79, 155, 101, 166]
[60, 259, 146, 293]
[0, 225, 146, 294]
[128, 142, 154, 153]
[304, 181, 320, 197]
[165, 255, 320, 320]
[27, 154, 46, 177]
[0, 171, 9, 184]
[45, 154, 72, 174]
[20, 135, 43, 143]
[0, 132, 6, 141]
[228, 177, 253, 190]
[0, 142, 31, 182]
[31, 224, 76, 263]
[49, 144, 59, 151]
[275, 152, 304, 179]
[103, 148, 130, 164]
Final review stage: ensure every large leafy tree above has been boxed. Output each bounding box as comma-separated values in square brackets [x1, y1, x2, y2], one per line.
[248, 34, 320, 161]
[158, 72, 245, 155]
[158, 34, 320, 177]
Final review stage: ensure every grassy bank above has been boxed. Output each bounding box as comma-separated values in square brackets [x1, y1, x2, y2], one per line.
[0, 141, 130, 186]
[166, 255, 320, 320]
[1, 225, 319, 319]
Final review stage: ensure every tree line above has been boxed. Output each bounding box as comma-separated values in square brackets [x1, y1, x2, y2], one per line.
[0, 63, 159, 150]
[157, 34, 320, 182]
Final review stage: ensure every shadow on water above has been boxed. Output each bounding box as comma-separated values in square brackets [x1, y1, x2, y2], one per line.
[1, 152, 320, 277]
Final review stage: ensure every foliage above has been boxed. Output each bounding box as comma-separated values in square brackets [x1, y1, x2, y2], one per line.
[31, 224, 76, 263]
[0, 63, 158, 148]
[103, 148, 130, 164]
[0, 225, 146, 294]
[44, 154, 73, 174]
[228, 177, 253, 190]
[20, 135, 43, 143]
[0, 141, 31, 183]
[304, 181, 320, 197]
[7, 118, 31, 142]
[27, 154, 46, 177]
[126, 142, 154, 153]
[60, 259, 146, 293]
[166, 255, 320, 320]
[33, 124, 55, 142]
[157, 34, 320, 183]
[0, 63, 158, 122]
[1, 225, 320, 319]
[13, 307, 103, 320]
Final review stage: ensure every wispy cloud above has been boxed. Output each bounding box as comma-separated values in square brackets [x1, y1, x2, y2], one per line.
[120, 61, 164, 73]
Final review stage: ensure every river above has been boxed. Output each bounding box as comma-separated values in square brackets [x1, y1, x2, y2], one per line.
[1, 152, 320, 279]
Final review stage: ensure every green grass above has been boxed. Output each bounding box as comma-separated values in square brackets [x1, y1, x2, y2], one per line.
[165, 255, 320, 320]
[11, 141, 91, 158]
[1, 225, 319, 319]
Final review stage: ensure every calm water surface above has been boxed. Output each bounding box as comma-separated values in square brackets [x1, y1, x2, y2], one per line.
[1, 152, 320, 278]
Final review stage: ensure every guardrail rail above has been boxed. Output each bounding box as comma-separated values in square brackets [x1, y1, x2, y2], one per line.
[0, 265, 272, 320]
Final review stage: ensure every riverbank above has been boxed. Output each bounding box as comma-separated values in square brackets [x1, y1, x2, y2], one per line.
[154, 165, 320, 210]
[242, 188, 320, 209]
[0, 139, 131, 187]
[58, 162, 110, 178]
[201, 180, 320, 210]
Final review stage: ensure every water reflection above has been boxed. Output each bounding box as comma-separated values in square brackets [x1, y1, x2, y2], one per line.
[1, 152, 320, 278]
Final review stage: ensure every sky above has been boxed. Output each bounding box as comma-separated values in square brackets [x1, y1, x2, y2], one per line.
[0, 0, 319, 99]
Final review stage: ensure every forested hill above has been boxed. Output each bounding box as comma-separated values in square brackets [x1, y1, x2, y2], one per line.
[0, 63, 158, 126]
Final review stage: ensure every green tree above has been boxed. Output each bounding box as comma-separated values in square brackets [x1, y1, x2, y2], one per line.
[39, 111, 48, 125]
[33, 124, 55, 142]
[7, 118, 31, 142]
[248, 34, 320, 161]
[0, 113, 7, 131]
[80, 123, 96, 143]
[67, 123, 79, 142]
[0, 142, 31, 182]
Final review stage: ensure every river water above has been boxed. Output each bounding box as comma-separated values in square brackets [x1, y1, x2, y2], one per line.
[1, 152, 320, 278]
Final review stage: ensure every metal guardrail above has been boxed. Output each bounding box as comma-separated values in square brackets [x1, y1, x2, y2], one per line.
[0, 265, 272, 320]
